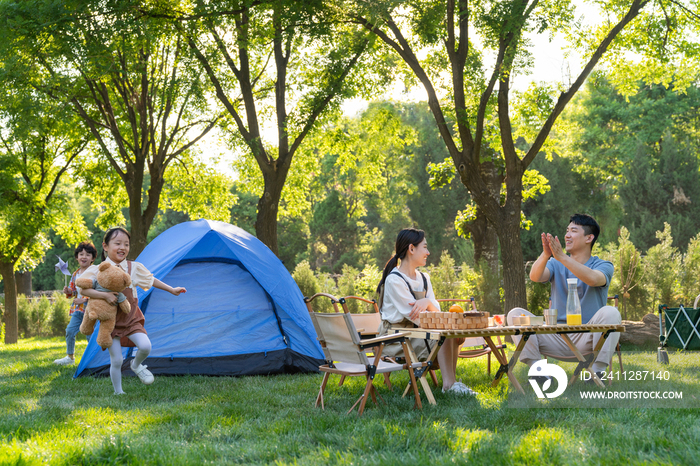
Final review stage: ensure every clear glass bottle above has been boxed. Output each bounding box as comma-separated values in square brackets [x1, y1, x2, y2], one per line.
[566, 278, 582, 325]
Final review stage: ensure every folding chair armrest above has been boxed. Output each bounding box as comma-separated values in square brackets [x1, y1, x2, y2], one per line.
[358, 332, 408, 349]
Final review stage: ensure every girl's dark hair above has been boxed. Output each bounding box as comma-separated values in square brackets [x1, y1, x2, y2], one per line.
[101, 227, 131, 261]
[376, 228, 426, 294]
[74, 241, 97, 262]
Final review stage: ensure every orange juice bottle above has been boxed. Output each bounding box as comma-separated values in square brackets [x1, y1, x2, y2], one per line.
[566, 278, 581, 325]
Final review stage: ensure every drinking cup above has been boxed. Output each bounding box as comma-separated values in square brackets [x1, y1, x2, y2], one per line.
[544, 309, 558, 325]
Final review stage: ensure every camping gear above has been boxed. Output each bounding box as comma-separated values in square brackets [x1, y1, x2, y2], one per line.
[74, 219, 323, 378]
[309, 309, 422, 415]
[657, 304, 700, 364]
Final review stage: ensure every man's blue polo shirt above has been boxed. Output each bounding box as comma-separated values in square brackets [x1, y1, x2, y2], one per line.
[546, 256, 614, 324]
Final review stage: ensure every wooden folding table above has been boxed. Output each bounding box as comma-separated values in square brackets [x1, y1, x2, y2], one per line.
[390, 323, 625, 404]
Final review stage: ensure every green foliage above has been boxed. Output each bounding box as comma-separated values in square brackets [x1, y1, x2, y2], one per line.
[679, 233, 700, 305]
[526, 279, 550, 316]
[644, 223, 681, 307]
[474, 259, 503, 314]
[337, 264, 360, 313]
[50, 292, 71, 338]
[292, 261, 319, 300]
[426, 252, 460, 312]
[614, 227, 645, 320]
[161, 160, 236, 223]
[15, 294, 72, 339]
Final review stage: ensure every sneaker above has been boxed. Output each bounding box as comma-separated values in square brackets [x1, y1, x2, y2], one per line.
[53, 356, 75, 366]
[130, 361, 154, 385]
[442, 381, 479, 396]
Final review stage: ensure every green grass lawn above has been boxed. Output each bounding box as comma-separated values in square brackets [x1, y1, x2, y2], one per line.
[1, 337, 699, 465]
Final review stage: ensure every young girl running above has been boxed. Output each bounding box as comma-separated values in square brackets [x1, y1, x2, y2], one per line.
[79, 227, 186, 394]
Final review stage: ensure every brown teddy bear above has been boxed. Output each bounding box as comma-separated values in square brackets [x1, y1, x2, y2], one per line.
[77, 262, 132, 349]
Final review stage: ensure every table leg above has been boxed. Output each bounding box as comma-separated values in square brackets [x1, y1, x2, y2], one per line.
[401, 337, 442, 405]
[486, 334, 526, 394]
[560, 333, 605, 388]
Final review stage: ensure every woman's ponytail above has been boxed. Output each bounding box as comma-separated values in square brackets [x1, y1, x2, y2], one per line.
[376, 254, 399, 294]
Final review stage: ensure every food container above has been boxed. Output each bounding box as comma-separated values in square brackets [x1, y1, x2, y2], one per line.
[493, 315, 504, 327]
[512, 316, 521, 326]
[530, 316, 544, 326]
[520, 315, 531, 326]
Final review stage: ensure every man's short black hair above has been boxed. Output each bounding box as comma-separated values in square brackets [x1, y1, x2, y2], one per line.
[570, 213, 600, 249]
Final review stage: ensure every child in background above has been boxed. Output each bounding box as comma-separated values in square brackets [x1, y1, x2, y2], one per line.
[53, 241, 97, 366]
[78, 227, 186, 395]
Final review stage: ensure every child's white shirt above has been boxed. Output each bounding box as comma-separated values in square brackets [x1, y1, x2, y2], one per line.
[77, 257, 154, 300]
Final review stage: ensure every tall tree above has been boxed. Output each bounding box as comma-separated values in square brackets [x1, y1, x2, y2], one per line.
[556, 74, 700, 251]
[347, 0, 694, 310]
[171, 0, 383, 254]
[1, 1, 222, 256]
[0, 91, 88, 344]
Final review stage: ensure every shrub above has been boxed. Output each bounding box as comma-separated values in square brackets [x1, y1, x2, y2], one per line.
[526, 279, 550, 316]
[337, 264, 360, 313]
[17, 295, 32, 338]
[679, 233, 700, 306]
[31, 296, 53, 337]
[474, 259, 502, 314]
[51, 292, 71, 337]
[644, 223, 681, 307]
[427, 252, 461, 312]
[315, 273, 339, 312]
[292, 260, 319, 300]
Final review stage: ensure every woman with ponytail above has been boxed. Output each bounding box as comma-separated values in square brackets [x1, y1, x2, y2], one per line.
[377, 228, 477, 396]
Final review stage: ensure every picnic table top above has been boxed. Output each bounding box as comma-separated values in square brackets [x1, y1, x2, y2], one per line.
[390, 323, 626, 339]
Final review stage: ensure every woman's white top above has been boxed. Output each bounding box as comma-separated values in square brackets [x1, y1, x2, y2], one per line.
[381, 267, 440, 325]
[77, 257, 155, 300]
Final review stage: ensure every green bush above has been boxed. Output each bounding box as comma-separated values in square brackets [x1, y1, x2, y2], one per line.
[315, 273, 339, 312]
[526, 279, 550, 316]
[427, 252, 462, 312]
[337, 264, 360, 313]
[50, 292, 71, 337]
[17, 295, 31, 338]
[474, 259, 502, 314]
[31, 296, 53, 337]
[643, 223, 681, 308]
[292, 260, 319, 300]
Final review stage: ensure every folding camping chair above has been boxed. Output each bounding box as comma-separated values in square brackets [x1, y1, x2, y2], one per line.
[440, 297, 506, 377]
[657, 299, 700, 364]
[305, 293, 390, 387]
[307, 307, 423, 415]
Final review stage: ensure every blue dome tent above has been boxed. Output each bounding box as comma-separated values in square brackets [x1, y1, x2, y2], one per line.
[74, 219, 323, 378]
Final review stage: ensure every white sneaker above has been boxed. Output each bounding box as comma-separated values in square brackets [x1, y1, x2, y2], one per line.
[130, 361, 154, 385]
[53, 356, 74, 366]
[442, 381, 478, 396]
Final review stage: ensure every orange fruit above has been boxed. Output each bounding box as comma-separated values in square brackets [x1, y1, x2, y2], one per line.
[449, 304, 463, 313]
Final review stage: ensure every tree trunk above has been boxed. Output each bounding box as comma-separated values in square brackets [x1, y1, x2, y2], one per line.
[498, 215, 528, 312]
[14, 271, 32, 296]
[255, 171, 286, 255]
[1, 261, 18, 344]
